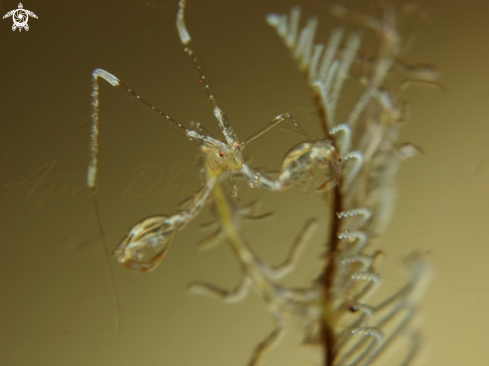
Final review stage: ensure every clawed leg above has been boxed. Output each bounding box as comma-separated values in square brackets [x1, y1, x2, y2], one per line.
[113, 215, 175, 272]
[113, 177, 217, 272]
[247, 318, 285, 366]
[187, 275, 250, 303]
[241, 139, 340, 192]
[237, 112, 319, 189]
[268, 220, 318, 279]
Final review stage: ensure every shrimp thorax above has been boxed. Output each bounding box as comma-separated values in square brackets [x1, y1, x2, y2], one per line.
[217, 143, 243, 172]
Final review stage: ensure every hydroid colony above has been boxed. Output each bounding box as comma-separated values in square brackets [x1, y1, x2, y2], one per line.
[88, 1, 433, 365]
[266, 5, 433, 365]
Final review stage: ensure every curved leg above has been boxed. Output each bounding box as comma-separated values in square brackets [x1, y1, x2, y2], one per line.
[238, 200, 274, 221]
[197, 227, 223, 250]
[269, 220, 318, 279]
[247, 318, 285, 366]
[187, 275, 251, 303]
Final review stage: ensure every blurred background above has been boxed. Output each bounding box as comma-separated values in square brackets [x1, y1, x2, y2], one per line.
[1, 0, 488, 365]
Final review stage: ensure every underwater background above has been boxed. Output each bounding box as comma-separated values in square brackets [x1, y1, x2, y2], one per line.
[1, 0, 488, 365]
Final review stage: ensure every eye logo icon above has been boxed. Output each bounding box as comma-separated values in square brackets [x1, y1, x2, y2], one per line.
[3, 3, 38, 32]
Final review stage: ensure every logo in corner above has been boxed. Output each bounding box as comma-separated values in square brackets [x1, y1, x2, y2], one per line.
[3, 3, 38, 32]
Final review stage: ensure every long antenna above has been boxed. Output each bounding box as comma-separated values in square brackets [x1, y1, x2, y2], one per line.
[88, 69, 124, 332]
[176, 0, 239, 147]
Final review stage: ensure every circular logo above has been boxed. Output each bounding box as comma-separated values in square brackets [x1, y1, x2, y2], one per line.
[12, 9, 28, 28]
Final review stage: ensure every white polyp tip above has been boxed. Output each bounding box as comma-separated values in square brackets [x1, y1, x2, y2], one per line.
[94, 69, 120, 87]
[266, 14, 280, 27]
[312, 80, 323, 88]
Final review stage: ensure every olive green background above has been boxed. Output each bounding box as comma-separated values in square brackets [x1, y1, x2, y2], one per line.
[1, 0, 488, 365]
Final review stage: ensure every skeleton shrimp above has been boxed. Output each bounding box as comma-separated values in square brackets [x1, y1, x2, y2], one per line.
[88, 0, 340, 271]
[86, 0, 341, 330]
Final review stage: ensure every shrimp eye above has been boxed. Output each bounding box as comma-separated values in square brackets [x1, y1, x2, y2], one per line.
[218, 151, 224, 157]
[348, 305, 359, 313]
